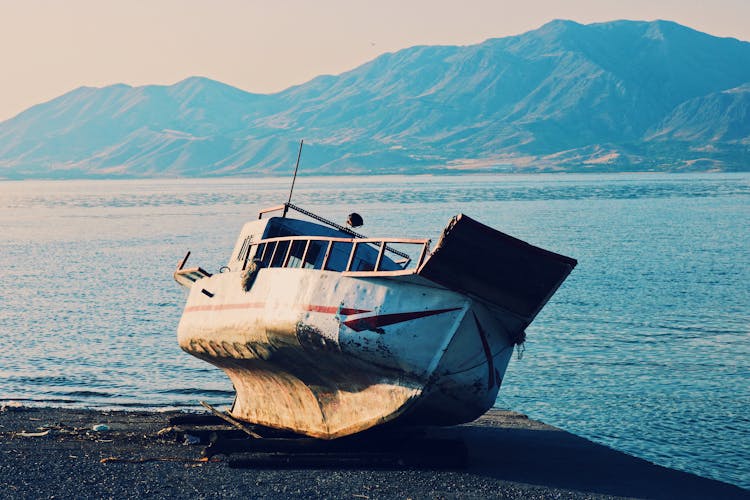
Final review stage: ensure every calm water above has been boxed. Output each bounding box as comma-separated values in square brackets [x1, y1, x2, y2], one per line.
[1, 173, 748, 489]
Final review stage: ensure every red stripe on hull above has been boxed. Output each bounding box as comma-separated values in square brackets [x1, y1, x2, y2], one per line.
[184, 302, 265, 313]
[184, 302, 370, 316]
[302, 305, 370, 315]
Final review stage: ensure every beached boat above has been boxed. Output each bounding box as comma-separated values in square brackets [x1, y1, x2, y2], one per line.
[174, 202, 576, 439]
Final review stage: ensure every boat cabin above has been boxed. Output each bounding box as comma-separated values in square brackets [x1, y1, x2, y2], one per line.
[225, 206, 430, 276]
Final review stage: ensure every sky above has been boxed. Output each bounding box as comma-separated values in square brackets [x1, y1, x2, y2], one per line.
[1, 0, 749, 122]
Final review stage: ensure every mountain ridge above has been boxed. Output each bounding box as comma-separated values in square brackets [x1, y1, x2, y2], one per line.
[1, 19, 749, 179]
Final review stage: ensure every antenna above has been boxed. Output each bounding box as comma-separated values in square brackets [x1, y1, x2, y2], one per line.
[284, 139, 304, 216]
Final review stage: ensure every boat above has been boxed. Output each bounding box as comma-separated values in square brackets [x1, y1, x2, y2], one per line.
[174, 201, 576, 439]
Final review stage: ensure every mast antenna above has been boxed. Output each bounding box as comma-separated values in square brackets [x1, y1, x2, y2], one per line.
[284, 139, 304, 217]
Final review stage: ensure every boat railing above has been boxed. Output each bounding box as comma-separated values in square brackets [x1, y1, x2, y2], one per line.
[242, 235, 431, 277]
[257, 203, 415, 264]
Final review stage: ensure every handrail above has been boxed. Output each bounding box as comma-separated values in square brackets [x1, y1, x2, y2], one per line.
[257, 202, 413, 262]
[244, 234, 431, 274]
[255, 235, 430, 245]
[257, 204, 287, 219]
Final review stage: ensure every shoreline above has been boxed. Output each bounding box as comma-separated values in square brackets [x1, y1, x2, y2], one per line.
[1, 405, 747, 499]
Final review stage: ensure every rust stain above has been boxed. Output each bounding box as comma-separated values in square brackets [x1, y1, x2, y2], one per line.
[296, 322, 341, 353]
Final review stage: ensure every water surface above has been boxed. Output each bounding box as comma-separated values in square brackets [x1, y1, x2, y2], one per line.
[1, 173, 748, 489]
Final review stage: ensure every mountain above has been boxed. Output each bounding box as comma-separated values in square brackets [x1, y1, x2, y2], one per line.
[0, 77, 277, 177]
[647, 83, 750, 143]
[1, 20, 750, 179]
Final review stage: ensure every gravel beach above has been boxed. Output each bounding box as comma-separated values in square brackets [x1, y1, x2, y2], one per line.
[0, 405, 746, 499]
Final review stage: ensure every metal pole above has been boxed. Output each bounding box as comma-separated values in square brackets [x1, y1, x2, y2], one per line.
[284, 139, 304, 216]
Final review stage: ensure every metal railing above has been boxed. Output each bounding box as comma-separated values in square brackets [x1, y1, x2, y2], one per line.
[242, 234, 431, 276]
[257, 203, 413, 263]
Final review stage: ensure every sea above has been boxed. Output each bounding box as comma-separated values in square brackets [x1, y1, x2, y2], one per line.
[1, 173, 748, 489]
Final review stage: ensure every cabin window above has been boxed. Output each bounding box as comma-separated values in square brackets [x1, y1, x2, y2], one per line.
[286, 240, 307, 268]
[303, 240, 326, 269]
[270, 241, 290, 268]
[352, 243, 377, 271]
[255, 242, 272, 267]
[254, 239, 330, 270]
[324, 242, 352, 271]
[250, 236, 418, 273]
[249, 243, 266, 267]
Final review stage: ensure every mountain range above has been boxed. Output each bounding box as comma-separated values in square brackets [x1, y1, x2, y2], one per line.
[1, 19, 749, 179]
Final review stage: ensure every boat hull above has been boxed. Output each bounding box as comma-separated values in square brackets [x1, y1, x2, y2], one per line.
[177, 267, 520, 438]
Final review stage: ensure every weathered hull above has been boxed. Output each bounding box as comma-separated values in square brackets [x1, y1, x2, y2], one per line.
[177, 268, 519, 438]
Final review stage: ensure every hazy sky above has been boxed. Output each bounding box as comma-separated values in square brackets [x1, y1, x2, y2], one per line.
[1, 0, 749, 121]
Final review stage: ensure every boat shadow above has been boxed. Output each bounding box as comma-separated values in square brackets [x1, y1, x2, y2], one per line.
[441, 416, 748, 500]
[188, 408, 747, 499]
